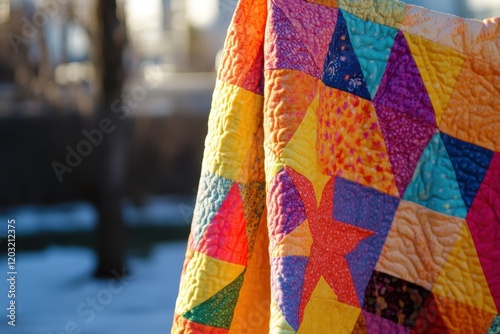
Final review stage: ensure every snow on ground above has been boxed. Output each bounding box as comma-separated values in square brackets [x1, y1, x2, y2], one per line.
[0, 241, 187, 334]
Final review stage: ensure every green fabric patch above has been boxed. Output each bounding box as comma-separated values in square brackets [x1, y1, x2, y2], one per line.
[488, 315, 500, 334]
[183, 270, 246, 329]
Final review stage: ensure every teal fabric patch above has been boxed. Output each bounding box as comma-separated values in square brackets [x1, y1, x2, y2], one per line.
[488, 315, 500, 334]
[192, 171, 234, 247]
[343, 10, 398, 99]
[403, 133, 467, 218]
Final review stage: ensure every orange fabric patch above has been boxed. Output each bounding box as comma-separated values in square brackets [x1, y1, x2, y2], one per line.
[439, 57, 500, 152]
[304, 0, 338, 7]
[376, 201, 464, 290]
[230, 214, 271, 334]
[317, 84, 399, 196]
[264, 69, 319, 157]
[433, 295, 496, 333]
[471, 17, 500, 67]
[237, 126, 265, 183]
[217, 0, 267, 93]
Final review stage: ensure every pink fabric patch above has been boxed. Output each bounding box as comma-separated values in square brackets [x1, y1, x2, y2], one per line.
[466, 153, 500, 311]
[196, 183, 249, 265]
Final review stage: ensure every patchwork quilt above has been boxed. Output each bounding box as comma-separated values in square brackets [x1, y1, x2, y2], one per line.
[172, 0, 500, 333]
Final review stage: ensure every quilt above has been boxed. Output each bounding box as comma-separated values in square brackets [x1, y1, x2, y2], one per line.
[172, 0, 500, 333]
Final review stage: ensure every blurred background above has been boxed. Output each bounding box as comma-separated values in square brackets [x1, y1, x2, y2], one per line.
[0, 0, 498, 333]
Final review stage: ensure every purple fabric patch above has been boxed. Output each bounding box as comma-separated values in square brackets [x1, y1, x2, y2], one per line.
[374, 30, 436, 126]
[275, 0, 338, 76]
[375, 104, 437, 196]
[363, 311, 411, 334]
[265, 3, 322, 78]
[268, 169, 307, 251]
[334, 177, 400, 306]
[271, 256, 308, 331]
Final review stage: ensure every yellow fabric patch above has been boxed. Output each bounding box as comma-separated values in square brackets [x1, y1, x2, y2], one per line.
[432, 223, 497, 315]
[376, 201, 465, 290]
[338, 0, 406, 29]
[230, 216, 271, 334]
[270, 299, 296, 334]
[297, 276, 361, 334]
[404, 32, 467, 125]
[272, 220, 313, 258]
[281, 92, 331, 205]
[175, 251, 246, 316]
[401, 5, 482, 54]
[264, 143, 284, 186]
[203, 80, 264, 181]
[237, 126, 266, 183]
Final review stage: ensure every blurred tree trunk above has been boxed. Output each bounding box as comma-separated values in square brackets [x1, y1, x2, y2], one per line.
[93, 0, 128, 278]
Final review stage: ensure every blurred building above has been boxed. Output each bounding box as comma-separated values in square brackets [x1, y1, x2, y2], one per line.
[2, 0, 497, 101]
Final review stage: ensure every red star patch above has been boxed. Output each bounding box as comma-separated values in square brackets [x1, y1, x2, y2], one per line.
[286, 167, 374, 325]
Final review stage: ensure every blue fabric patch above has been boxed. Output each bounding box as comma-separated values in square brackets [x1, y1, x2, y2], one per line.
[192, 171, 234, 247]
[403, 133, 467, 218]
[268, 168, 308, 250]
[441, 132, 494, 211]
[271, 256, 309, 331]
[322, 10, 371, 100]
[334, 176, 400, 306]
[342, 11, 398, 99]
